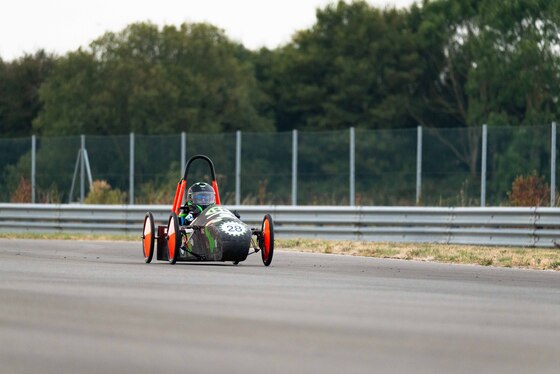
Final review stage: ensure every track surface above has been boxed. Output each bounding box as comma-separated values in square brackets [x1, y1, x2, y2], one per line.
[1, 239, 559, 373]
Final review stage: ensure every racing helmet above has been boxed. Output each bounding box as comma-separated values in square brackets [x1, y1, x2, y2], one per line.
[186, 182, 216, 211]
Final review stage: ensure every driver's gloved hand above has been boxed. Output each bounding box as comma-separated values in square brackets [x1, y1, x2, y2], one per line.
[179, 213, 193, 226]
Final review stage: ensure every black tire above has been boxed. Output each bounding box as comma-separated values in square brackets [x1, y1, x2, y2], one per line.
[167, 213, 180, 265]
[260, 214, 274, 266]
[142, 212, 155, 263]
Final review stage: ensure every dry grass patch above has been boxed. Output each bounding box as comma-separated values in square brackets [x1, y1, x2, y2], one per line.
[278, 239, 560, 271]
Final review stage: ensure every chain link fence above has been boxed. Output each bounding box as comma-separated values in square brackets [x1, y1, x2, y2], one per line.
[1, 124, 557, 206]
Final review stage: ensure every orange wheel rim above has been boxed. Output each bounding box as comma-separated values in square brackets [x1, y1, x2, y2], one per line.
[168, 219, 176, 260]
[168, 233, 176, 259]
[143, 217, 152, 258]
[263, 219, 270, 260]
[143, 233, 152, 258]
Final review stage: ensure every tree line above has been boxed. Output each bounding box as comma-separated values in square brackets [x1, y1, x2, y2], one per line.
[1, 0, 558, 205]
[1, 0, 559, 138]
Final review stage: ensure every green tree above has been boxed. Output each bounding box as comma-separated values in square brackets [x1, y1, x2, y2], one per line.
[0, 51, 56, 201]
[32, 50, 102, 135]
[0, 50, 56, 137]
[410, 0, 560, 177]
[35, 22, 273, 135]
[264, 1, 421, 132]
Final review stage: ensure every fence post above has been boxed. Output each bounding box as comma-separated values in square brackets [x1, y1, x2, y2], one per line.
[80, 135, 85, 203]
[235, 130, 241, 205]
[31, 135, 36, 204]
[292, 130, 298, 206]
[481, 124, 488, 207]
[181, 132, 186, 170]
[416, 126, 422, 205]
[552, 122, 557, 207]
[129, 132, 134, 205]
[349, 127, 355, 206]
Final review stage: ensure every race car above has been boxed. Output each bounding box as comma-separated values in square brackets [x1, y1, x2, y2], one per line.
[141, 154, 274, 266]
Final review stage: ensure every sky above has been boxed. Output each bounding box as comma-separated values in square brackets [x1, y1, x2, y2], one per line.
[0, 0, 417, 61]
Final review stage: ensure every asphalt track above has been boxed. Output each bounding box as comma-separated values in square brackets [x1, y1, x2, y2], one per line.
[1, 239, 559, 374]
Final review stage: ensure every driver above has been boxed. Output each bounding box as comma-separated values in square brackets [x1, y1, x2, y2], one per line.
[179, 182, 216, 226]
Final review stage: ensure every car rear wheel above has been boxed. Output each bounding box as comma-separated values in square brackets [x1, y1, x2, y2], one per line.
[142, 212, 155, 263]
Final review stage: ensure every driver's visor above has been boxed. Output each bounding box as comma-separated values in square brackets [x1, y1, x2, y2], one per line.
[192, 191, 215, 205]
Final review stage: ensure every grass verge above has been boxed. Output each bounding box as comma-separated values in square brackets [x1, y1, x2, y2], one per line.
[1, 233, 559, 271]
[279, 238, 560, 271]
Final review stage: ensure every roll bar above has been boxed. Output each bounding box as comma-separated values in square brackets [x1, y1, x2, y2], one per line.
[171, 154, 221, 214]
[182, 154, 217, 180]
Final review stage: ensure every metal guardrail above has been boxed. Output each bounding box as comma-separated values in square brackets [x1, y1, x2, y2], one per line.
[1, 204, 559, 247]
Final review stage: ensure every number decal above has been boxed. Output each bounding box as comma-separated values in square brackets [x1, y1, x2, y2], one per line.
[226, 225, 243, 232]
[220, 222, 246, 237]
